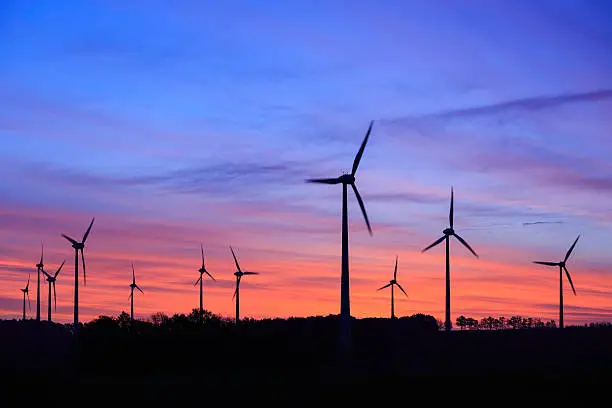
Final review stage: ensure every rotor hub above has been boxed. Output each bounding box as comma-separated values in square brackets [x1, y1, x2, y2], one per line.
[443, 228, 454, 235]
[339, 174, 355, 184]
[74, 243, 84, 250]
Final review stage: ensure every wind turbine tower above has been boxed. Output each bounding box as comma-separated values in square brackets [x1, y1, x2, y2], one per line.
[306, 120, 374, 351]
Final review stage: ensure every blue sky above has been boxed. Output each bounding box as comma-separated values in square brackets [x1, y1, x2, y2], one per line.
[1, 0, 612, 324]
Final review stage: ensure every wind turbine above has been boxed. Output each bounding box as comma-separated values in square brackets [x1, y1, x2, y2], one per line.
[533, 235, 580, 329]
[421, 187, 478, 332]
[20, 274, 31, 320]
[230, 246, 258, 327]
[377, 256, 408, 319]
[42, 260, 65, 322]
[61, 217, 94, 329]
[35, 242, 44, 322]
[305, 120, 374, 350]
[194, 244, 215, 320]
[128, 263, 144, 322]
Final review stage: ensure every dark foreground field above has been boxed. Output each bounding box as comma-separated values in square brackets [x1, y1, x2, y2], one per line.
[2, 313, 611, 403]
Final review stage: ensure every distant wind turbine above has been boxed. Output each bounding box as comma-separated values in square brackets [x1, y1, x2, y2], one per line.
[533, 235, 580, 329]
[35, 242, 44, 322]
[377, 256, 408, 319]
[230, 246, 258, 327]
[42, 260, 65, 322]
[129, 263, 144, 322]
[61, 217, 95, 329]
[421, 187, 478, 332]
[305, 120, 374, 351]
[194, 244, 215, 319]
[20, 274, 31, 320]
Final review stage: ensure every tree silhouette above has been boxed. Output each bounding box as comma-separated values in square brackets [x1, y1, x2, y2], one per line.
[456, 315, 467, 330]
[480, 316, 496, 330]
[466, 317, 479, 330]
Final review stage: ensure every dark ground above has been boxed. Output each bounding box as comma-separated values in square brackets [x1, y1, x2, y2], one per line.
[1, 314, 610, 404]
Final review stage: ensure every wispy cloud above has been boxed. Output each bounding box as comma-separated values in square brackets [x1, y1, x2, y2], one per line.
[523, 221, 565, 226]
[19, 154, 338, 194]
[384, 88, 612, 125]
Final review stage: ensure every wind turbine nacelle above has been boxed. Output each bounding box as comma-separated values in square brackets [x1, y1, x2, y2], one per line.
[73, 243, 85, 250]
[443, 228, 454, 235]
[339, 174, 355, 184]
[234, 271, 242, 277]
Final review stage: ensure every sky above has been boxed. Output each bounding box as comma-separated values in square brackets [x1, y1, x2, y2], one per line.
[1, 0, 612, 326]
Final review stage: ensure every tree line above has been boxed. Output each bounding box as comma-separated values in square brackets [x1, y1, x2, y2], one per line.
[455, 315, 612, 330]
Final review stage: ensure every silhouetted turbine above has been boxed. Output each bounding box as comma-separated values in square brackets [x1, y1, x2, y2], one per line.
[230, 246, 258, 327]
[20, 274, 31, 321]
[533, 235, 580, 329]
[421, 187, 478, 332]
[35, 242, 44, 322]
[42, 260, 65, 323]
[194, 244, 215, 320]
[61, 217, 95, 329]
[377, 256, 408, 319]
[129, 263, 144, 322]
[305, 120, 374, 351]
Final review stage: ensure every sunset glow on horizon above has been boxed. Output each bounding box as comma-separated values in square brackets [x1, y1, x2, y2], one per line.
[2, 1, 612, 326]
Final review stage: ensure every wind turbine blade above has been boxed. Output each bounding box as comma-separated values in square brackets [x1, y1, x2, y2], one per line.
[61, 234, 78, 245]
[194, 276, 202, 286]
[82, 217, 95, 243]
[377, 283, 392, 291]
[53, 282, 57, 312]
[533, 261, 559, 266]
[453, 233, 478, 258]
[232, 281, 239, 300]
[42, 269, 52, 280]
[449, 186, 454, 229]
[40, 241, 44, 265]
[54, 260, 65, 278]
[136, 285, 144, 294]
[243, 271, 259, 275]
[132, 263, 135, 283]
[201, 244, 205, 268]
[393, 256, 398, 281]
[351, 120, 374, 176]
[128, 291, 133, 301]
[396, 282, 408, 297]
[230, 246, 242, 272]
[81, 249, 87, 286]
[563, 265, 577, 295]
[205, 271, 216, 281]
[305, 178, 341, 184]
[351, 183, 372, 235]
[27, 292, 31, 310]
[422, 236, 445, 253]
[564, 235, 581, 263]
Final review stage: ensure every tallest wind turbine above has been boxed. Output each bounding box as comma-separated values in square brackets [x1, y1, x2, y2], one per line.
[306, 120, 374, 351]
[61, 217, 95, 329]
[421, 188, 478, 332]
